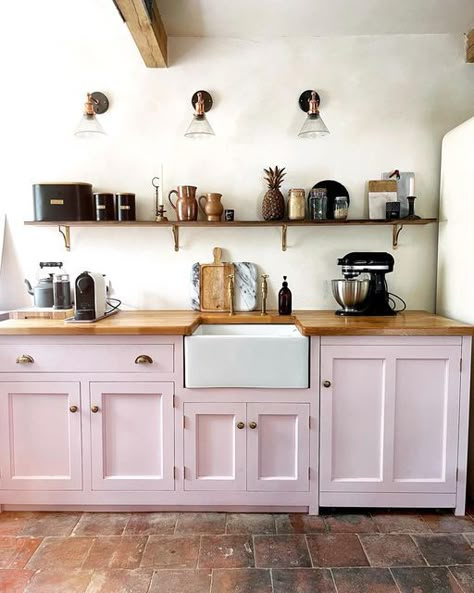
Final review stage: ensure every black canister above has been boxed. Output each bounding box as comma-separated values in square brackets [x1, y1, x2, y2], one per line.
[115, 193, 136, 221]
[94, 193, 115, 221]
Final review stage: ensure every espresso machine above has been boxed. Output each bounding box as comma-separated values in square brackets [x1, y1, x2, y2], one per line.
[331, 252, 397, 316]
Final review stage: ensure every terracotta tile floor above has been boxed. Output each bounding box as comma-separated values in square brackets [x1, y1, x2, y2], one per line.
[0, 509, 472, 592]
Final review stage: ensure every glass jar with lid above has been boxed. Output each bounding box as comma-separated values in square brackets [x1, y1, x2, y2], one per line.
[308, 187, 328, 220]
[287, 188, 306, 220]
[334, 196, 349, 220]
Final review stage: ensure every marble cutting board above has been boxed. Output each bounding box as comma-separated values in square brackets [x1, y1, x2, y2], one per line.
[191, 262, 258, 311]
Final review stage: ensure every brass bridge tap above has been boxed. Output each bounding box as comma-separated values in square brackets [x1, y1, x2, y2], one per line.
[260, 274, 269, 316]
[228, 272, 235, 316]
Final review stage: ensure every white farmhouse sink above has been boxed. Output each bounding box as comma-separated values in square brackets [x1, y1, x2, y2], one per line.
[184, 324, 309, 388]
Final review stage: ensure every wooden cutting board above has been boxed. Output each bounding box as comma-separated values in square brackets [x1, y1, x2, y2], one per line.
[10, 307, 74, 319]
[200, 247, 234, 312]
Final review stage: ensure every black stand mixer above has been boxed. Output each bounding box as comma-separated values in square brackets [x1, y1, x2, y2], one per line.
[332, 252, 398, 316]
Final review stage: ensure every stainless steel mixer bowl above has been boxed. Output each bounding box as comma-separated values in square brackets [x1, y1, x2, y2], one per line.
[331, 279, 370, 311]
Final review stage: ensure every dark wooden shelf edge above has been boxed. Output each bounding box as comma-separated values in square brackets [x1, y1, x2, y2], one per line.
[24, 218, 437, 227]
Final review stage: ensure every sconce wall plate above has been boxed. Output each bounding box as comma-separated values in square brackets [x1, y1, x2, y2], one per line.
[90, 92, 109, 115]
[299, 90, 321, 112]
[191, 90, 213, 113]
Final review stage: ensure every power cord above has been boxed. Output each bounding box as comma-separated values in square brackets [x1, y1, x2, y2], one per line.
[106, 297, 122, 315]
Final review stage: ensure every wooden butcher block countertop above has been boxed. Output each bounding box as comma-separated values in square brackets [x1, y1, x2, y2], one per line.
[0, 310, 472, 336]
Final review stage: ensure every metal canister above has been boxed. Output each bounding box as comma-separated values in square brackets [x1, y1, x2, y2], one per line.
[115, 193, 136, 221]
[94, 193, 115, 221]
[287, 188, 306, 220]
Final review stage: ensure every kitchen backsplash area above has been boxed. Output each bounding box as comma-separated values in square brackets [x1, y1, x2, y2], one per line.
[1, 18, 473, 310]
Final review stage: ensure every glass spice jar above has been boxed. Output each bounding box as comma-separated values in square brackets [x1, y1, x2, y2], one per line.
[334, 196, 349, 220]
[287, 188, 306, 220]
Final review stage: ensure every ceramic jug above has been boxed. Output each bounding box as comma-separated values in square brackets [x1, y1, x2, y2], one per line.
[168, 185, 198, 221]
[199, 193, 224, 222]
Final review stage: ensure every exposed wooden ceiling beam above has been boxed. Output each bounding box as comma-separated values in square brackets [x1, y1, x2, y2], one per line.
[467, 29, 474, 63]
[113, 0, 168, 68]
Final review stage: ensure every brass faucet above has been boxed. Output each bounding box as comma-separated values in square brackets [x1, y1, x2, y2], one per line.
[260, 274, 269, 316]
[228, 273, 235, 316]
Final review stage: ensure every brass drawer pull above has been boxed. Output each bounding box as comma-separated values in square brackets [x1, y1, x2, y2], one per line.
[91, 405, 100, 413]
[323, 380, 331, 388]
[69, 405, 78, 413]
[249, 422, 257, 430]
[135, 355, 153, 364]
[236, 421, 245, 429]
[16, 354, 34, 364]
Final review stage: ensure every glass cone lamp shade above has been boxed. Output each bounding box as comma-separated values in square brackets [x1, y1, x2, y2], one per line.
[185, 91, 215, 138]
[184, 114, 215, 138]
[298, 112, 330, 138]
[74, 92, 108, 137]
[74, 113, 105, 137]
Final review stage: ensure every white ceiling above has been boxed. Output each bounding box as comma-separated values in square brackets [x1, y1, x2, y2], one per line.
[158, 0, 474, 37]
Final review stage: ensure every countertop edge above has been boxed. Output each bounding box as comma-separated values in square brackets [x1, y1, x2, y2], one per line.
[0, 310, 472, 336]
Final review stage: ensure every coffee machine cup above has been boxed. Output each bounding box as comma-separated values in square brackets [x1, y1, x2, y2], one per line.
[168, 186, 198, 221]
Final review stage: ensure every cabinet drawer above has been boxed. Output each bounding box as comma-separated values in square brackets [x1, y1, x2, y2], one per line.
[0, 344, 174, 373]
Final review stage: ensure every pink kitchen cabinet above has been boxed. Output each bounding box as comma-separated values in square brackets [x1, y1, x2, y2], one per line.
[0, 382, 83, 490]
[319, 337, 469, 513]
[90, 382, 175, 491]
[183, 400, 310, 492]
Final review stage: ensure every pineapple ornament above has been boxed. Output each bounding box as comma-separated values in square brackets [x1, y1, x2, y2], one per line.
[262, 166, 286, 221]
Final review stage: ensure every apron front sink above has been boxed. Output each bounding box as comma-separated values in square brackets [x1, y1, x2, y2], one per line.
[184, 324, 309, 388]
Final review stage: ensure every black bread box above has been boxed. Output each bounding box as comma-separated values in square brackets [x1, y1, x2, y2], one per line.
[33, 182, 94, 221]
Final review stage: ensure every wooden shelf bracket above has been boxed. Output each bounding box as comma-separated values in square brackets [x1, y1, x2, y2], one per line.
[58, 225, 71, 251]
[281, 224, 288, 251]
[392, 223, 404, 249]
[171, 224, 179, 252]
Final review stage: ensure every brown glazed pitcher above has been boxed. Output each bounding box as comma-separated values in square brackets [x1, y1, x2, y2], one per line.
[168, 185, 198, 221]
[199, 193, 224, 222]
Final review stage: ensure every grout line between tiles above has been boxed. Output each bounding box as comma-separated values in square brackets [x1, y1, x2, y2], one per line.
[408, 533, 429, 567]
[355, 533, 370, 566]
[329, 568, 339, 593]
[388, 567, 404, 593]
[209, 567, 213, 593]
[269, 567, 274, 593]
[447, 565, 469, 593]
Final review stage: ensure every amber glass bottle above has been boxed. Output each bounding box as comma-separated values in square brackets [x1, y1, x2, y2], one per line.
[278, 276, 292, 315]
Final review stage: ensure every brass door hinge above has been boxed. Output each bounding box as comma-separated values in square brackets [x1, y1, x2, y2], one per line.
[173, 466, 177, 479]
[173, 394, 175, 408]
[308, 467, 311, 480]
[183, 416, 186, 429]
[183, 466, 187, 479]
[308, 416, 311, 429]
[460, 359, 462, 372]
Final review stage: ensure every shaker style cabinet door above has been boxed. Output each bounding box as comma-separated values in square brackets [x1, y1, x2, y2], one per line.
[183, 402, 247, 491]
[246, 402, 310, 492]
[320, 344, 461, 494]
[0, 382, 82, 490]
[90, 382, 174, 491]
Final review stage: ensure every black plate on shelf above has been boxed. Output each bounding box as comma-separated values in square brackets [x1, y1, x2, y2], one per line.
[311, 180, 350, 219]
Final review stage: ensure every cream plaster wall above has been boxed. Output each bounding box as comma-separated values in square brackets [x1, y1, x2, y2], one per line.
[1, 0, 473, 311]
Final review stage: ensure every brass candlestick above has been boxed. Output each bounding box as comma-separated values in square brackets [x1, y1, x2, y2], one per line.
[155, 205, 168, 222]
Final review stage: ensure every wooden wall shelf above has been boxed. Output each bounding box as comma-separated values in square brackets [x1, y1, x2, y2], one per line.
[24, 218, 437, 252]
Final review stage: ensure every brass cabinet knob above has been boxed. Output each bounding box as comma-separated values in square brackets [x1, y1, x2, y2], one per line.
[323, 380, 331, 388]
[135, 355, 153, 364]
[69, 405, 78, 413]
[236, 421, 245, 429]
[249, 421, 257, 429]
[91, 405, 100, 413]
[16, 354, 34, 364]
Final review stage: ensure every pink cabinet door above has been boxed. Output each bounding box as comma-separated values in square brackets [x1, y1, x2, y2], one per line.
[246, 402, 310, 492]
[183, 402, 247, 491]
[0, 382, 82, 490]
[90, 382, 174, 491]
[320, 344, 461, 494]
